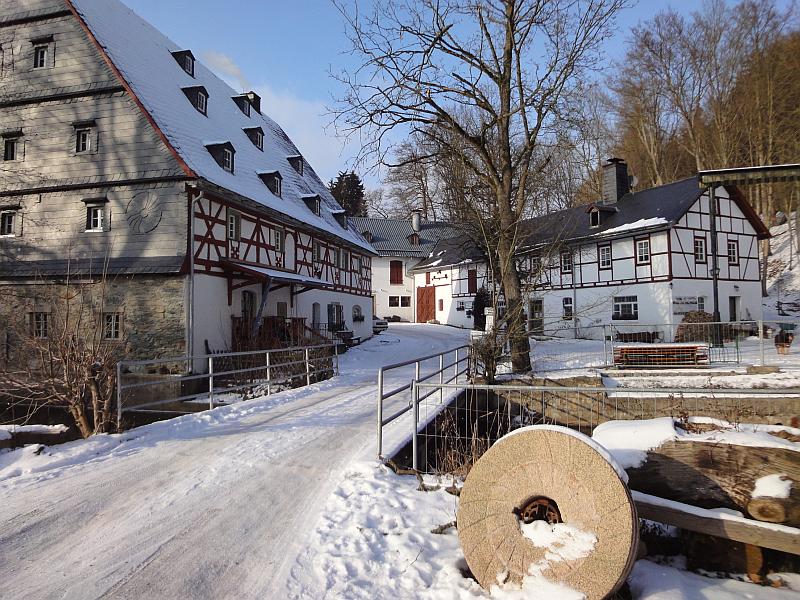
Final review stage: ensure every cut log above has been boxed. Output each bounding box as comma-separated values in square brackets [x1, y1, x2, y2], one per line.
[626, 440, 800, 523]
[747, 497, 800, 526]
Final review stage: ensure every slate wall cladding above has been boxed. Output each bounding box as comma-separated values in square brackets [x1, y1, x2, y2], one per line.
[0, 274, 187, 361]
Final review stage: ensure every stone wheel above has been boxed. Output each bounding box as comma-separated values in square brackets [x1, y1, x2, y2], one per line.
[457, 426, 638, 600]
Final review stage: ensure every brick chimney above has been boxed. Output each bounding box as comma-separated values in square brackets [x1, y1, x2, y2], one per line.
[411, 210, 422, 232]
[601, 158, 630, 204]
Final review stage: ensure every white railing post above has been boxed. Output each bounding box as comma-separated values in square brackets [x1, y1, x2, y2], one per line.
[116, 361, 123, 430]
[439, 352, 444, 403]
[602, 325, 608, 366]
[377, 368, 384, 458]
[266, 350, 272, 396]
[412, 380, 419, 472]
[453, 348, 458, 382]
[207, 355, 214, 411]
[758, 320, 765, 366]
[305, 347, 311, 386]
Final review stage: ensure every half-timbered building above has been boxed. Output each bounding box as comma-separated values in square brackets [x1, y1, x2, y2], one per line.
[0, 0, 376, 360]
[410, 159, 770, 335]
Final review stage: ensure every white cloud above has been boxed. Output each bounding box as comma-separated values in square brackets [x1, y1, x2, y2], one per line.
[254, 85, 353, 183]
[201, 50, 252, 92]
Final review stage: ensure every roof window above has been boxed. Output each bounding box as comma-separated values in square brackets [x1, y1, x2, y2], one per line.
[243, 126, 264, 151]
[590, 208, 600, 228]
[334, 212, 348, 229]
[361, 231, 373, 243]
[182, 86, 208, 115]
[302, 194, 320, 216]
[232, 95, 251, 117]
[205, 142, 236, 173]
[407, 233, 420, 246]
[288, 155, 304, 176]
[258, 171, 282, 197]
[246, 91, 261, 113]
[171, 50, 195, 76]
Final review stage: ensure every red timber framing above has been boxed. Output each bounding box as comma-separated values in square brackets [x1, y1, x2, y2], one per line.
[189, 189, 372, 301]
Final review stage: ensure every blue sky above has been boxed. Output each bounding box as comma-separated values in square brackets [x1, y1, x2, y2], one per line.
[121, 1, 747, 185]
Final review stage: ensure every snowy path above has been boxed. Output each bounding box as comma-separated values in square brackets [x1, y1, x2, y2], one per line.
[0, 324, 469, 600]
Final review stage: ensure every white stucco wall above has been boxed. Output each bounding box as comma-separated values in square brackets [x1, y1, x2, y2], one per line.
[192, 273, 373, 355]
[372, 256, 416, 321]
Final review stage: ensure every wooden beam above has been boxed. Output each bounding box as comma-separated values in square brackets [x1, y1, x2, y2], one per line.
[633, 491, 800, 555]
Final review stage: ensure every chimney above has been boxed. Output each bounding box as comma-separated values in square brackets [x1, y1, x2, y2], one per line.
[246, 91, 262, 113]
[601, 158, 630, 204]
[411, 210, 422, 232]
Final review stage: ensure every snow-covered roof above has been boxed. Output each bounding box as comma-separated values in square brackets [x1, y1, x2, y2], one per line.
[69, 0, 374, 254]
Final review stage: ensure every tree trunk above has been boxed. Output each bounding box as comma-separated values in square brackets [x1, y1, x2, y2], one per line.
[626, 440, 800, 519]
[69, 401, 93, 439]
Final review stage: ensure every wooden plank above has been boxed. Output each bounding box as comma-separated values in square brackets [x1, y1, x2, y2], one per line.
[633, 491, 800, 555]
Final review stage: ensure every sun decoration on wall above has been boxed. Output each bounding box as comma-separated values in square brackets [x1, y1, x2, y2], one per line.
[126, 191, 164, 234]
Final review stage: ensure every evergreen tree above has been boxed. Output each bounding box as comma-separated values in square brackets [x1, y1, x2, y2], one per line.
[328, 171, 367, 217]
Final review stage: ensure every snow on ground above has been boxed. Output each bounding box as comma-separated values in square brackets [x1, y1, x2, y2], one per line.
[2, 323, 799, 599]
[765, 218, 800, 323]
[286, 460, 800, 600]
[0, 324, 469, 600]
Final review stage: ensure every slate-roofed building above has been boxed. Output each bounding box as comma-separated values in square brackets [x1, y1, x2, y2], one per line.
[0, 0, 376, 360]
[351, 212, 458, 321]
[409, 159, 769, 336]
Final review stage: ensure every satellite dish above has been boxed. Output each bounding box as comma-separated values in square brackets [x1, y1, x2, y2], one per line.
[629, 175, 639, 190]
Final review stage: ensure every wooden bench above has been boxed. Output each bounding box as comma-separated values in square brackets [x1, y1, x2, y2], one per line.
[613, 342, 710, 368]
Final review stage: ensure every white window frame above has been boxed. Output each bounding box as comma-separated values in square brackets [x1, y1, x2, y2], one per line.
[598, 244, 612, 269]
[635, 239, 650, 265]
[221, 148, 233, 172]
[76, 128, 92, 154]
[400, 296, 411, 308]
[103, 313, 122, 340]
[341, 249, 349, 270]
[693, 237, 707, 263]
[727, 240, 739, 265]
[589, 209, 600, 228]
[227, 211, 240, 241]
[562, 297, 574, 320]
[86, 205, 105, 232]
[272, 228, 284, 252]
[196, 90, 208, 114]
[612, 295, 639, 321]
[560, 250, 573, 274]
[32, 312, 49, 339]
[183, 54, 194, 75]
[697, 296, 706, 312]
[0, 211, 16, 236]
[33, 45, 48, 69]
[388, 295, 399, 307]
[313, 241, 321, 262]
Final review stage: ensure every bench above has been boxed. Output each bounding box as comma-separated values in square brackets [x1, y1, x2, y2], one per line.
[613, 342, 710, 368]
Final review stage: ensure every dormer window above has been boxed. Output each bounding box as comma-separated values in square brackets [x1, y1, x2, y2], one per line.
[232, 95, 251, 117]
[243, 126, 264, 151]
[246, 91, 261, 114]
[302, 194, 320, 216]
[205, 142, 236, 173]
[288, 155, 304, 176]
[182, 86, 208, 115]
[407, 233, 420, 246]
[361, 231, 373, 243]
[590, 209, 600, 228]
[171, 50, 196, 76]
[334, 212, 348, 229]
[258, 171, 282, 197]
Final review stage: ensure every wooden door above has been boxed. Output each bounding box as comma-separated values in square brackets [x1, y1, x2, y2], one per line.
[416, 286, 435, 323]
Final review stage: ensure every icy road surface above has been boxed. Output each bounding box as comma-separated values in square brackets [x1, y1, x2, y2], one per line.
[0, 324, 469, 600]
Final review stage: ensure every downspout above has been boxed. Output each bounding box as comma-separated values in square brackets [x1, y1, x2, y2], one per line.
[187, 189, 205, 367]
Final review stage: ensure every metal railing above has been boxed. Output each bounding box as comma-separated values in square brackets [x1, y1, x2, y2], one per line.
[407, 382, 800, 473]
[376, 345, 471, 457]
[116, 343, 338, 422]
[524, 319, 800, 372]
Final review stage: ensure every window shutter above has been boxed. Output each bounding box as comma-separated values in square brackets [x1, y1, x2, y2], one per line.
[390, 260, 403, 285]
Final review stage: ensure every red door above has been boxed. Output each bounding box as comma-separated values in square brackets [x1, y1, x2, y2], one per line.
[416, 286, 435, 322]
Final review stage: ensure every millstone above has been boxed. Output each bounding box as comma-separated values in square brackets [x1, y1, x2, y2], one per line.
[457, 426, 638, 600]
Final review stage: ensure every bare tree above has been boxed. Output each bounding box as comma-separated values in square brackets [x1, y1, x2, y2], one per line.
[333, 0, 627, 371]
[0, 270, 127, 438]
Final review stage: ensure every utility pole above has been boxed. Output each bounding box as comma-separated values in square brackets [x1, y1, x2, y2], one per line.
[708, 186, 722, 345]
